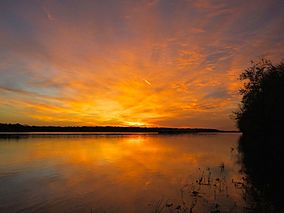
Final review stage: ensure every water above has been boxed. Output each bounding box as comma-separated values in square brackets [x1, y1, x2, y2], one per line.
[0, 133, 245, 212]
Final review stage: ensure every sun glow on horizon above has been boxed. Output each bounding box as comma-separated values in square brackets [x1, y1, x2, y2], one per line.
[125, 121, 149, 127]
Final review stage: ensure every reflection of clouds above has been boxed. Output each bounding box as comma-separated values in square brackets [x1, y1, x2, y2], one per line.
[0, 0, 283, 129]
[1, 134, 238, 177]
[0, 134, 242, 211]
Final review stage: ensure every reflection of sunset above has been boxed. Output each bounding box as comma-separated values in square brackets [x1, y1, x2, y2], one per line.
[0, 135, 238, 180]
[1, 1, 284, 130]
[125, 135, 146, 144]
[0, 134, 243, 212]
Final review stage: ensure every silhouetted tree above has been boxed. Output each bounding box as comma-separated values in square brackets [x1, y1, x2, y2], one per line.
[235, 59, 284, 212]
[235, 59, 284, 132]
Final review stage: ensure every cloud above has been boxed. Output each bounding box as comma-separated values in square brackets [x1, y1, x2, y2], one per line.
[0, 0, 283, 130]
[43, 6, 55, 21]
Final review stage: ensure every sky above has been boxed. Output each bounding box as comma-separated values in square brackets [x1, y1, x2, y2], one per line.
[0, 0, 283, 130]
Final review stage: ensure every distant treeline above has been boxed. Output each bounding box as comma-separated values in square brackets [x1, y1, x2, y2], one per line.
[0, 123, 226, 134]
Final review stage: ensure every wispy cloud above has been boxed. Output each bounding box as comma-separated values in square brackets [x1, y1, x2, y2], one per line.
[0, 0, 283, 129]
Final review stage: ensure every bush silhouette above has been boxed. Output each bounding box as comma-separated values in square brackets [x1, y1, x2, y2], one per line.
[235, 59, 284, 132]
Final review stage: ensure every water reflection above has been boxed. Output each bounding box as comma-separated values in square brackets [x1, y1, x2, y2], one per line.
[238, 133, 284, 213]
[0, 134, 243, 212]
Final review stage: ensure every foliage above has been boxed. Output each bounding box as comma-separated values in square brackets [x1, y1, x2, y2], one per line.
[235, 59, 284, 132]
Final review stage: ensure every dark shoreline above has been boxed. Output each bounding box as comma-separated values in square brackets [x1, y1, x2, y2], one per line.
[0, 123, 239, 134]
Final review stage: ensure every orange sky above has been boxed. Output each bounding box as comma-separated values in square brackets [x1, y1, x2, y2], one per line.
[0, 0, 284, 130]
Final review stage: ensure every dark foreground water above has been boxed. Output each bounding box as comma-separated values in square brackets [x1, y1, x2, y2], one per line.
[0, 133, 248, 212]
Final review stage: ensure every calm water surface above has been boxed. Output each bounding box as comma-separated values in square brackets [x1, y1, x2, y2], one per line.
[0, 133, 245, 212]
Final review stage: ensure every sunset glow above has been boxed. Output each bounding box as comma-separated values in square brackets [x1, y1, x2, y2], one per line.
[1, 0, 284, 129]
